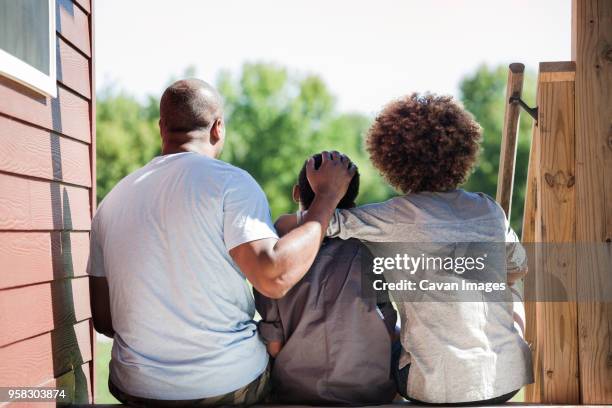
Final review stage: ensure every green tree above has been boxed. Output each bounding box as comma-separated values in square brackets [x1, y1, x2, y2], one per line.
[459, 64, 536, 233]
[96, 88, 161, 203]
[96, 62, 531, 228]
[96, 63, 393, 215]
[219, 63, 393, 217]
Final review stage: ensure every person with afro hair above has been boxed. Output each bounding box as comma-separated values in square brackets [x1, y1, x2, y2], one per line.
[279, 94, 533, 405]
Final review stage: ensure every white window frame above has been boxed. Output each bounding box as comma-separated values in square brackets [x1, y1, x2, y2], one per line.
[0, 0, 57, 97]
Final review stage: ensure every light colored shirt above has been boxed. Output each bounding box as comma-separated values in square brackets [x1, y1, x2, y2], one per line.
[87, 152, 278, 400]
[327, 190, 533, 404]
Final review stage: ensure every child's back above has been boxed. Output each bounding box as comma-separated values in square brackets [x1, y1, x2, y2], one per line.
[255, 238, 397, 405]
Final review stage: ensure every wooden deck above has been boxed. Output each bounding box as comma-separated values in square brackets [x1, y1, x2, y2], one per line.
[72, 404, 594, 407]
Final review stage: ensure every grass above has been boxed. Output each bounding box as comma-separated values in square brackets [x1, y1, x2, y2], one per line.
[95, 339, 120, 404]
[512, 388, 525, 402]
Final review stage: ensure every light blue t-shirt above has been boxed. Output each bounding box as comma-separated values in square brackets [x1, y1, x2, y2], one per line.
[87, 152, 278, 399]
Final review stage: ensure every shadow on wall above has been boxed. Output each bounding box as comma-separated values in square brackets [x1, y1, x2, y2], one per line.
[45, 28, 89, 401]
[50, 0, 90, 400]
[49, 185, 90, 403]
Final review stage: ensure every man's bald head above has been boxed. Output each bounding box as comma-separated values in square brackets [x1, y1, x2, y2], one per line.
[159, 79, 223, 134]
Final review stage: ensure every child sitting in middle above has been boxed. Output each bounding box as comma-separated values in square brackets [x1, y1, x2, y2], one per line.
[254, 153, 398, 406]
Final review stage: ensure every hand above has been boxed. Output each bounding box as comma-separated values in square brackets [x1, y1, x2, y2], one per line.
[306, 151, 356, 204]
[266, 341, 283, 358]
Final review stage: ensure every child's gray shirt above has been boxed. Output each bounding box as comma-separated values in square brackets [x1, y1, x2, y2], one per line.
[327, 190, 533, 403]
[254, 238, 397, 405]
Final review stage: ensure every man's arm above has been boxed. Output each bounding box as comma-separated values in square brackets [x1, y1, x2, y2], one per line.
[231, 152, 355, 299]
[87, 216, 114, 338]
[89, 277, 114, 338]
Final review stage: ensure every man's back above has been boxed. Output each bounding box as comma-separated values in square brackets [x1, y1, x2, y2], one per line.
[88, 152, 277, 399]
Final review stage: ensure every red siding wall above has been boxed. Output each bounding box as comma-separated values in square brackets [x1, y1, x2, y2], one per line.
[0, 0, 95, 405]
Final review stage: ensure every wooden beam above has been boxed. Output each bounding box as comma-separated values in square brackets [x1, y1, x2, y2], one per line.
[522, 115, 540, 402]
[534, 62, 579, 404]
[572, 0, 612, 403]
[521, 120, 538, 246]
[496, 63, 525, 218]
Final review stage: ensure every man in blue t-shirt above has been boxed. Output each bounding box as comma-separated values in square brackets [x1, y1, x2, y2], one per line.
[87, 79, 355, 406]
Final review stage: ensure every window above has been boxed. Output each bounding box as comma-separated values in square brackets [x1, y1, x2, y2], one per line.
[0, 0, 56, 97]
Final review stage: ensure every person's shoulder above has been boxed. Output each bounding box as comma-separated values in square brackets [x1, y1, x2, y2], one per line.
[181, 153, 236, 172]
[467, 190, 504, 210]
[95, 163, 151, 208]
[458, 190, 506, 218]
[227, 163, 258, 183]
[91, 163, 154, 225]
[207, 161, 267, 201]
[343, 196, 400, 215]
[224, 164, 263, 193]
[459, 189, 494, 202]
[183, 155, 259, 186]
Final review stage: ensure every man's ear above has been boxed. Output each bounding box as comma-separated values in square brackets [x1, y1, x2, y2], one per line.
[158, 119, 166, 148]
[210, 118, 224, 146]
[292, 185, 300, 204]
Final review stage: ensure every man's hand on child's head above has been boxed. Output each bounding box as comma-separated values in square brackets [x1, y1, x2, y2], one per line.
[306, 151, 356, 205]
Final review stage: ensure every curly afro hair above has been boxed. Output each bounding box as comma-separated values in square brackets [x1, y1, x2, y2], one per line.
[366, 93, 481, 194]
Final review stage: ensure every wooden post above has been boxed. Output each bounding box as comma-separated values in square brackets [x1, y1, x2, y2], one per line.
[532, 62, 580, 404]
[572, 0, 612, 403]
[496, 63, 525, 218]
[522, 115, 540, 402]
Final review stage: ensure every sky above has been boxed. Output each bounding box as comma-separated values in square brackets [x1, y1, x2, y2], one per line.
[95, 0, 571, 115]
